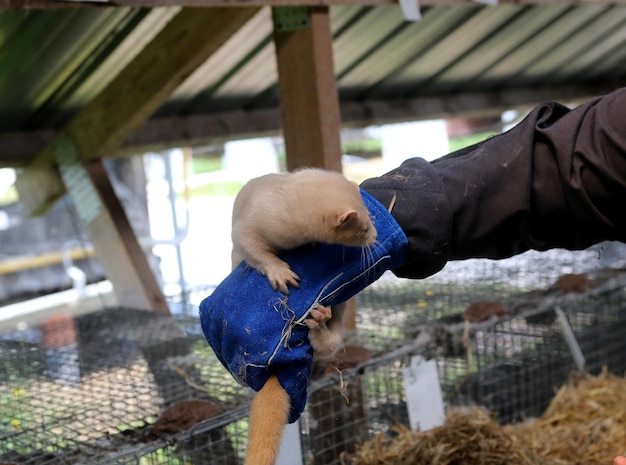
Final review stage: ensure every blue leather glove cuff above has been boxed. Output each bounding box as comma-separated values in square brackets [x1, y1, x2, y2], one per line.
[199, 190, 408, 423]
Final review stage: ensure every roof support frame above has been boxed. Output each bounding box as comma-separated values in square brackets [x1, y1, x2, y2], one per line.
[4, 0, 622, 9]
[14, 6, 260, 312]
[272, 6, 363, 328]
[0, 82, 609, 165]
[273, 5, 343, 171]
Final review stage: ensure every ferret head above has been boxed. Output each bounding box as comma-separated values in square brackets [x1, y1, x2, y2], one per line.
[328, 207, 377, 247]
[317, 176, 377, 247]
[291, 169, 378, 247]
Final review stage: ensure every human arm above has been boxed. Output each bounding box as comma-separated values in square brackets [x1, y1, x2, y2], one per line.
[362, 87, 626, 279]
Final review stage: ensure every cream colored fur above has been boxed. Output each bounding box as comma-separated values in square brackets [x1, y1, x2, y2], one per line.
[231, 169, 376, 294]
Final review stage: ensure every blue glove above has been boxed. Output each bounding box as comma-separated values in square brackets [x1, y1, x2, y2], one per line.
[199, 190, 407, 423]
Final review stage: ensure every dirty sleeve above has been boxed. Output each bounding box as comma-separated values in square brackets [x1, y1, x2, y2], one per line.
[361, 86, 626, 279]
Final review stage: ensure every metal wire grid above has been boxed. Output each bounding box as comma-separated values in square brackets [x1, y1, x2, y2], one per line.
[96, 405, 250, 465]
[356, 257, 626, 348]
[0, 307, 252, 465]
[354, 267, 548, 349]
[438, 315, 576, 424]
[301, 342, 433, 465]
[2, 250, 626, 464]
[0, 197, 104, 304]
[298, 269, 626, 464]
[437, 284, 626, 424]
[302, 373, 370, 465]
[557, 285, 626, 375]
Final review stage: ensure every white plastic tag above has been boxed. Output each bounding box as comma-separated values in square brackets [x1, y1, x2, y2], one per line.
[399, 0, 421, 22]
[402, 355, 445, 431]
[276, 420, 303, 465]
[555, 306, 585, 371]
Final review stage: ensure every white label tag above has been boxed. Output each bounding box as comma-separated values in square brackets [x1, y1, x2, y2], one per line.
[402, 355, 445, 431]
[276, 420, 303, 465]
[399, 0, 421, 21]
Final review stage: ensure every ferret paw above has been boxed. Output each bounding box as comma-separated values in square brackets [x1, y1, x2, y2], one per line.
[305, 305, 332, 330]
[266, 265, 301, 295]
[306, 305, 343, 358]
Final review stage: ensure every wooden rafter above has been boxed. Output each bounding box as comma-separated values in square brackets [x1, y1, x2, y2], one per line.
[1, 82, 607, 165]
[13, 6, 259, 313]
[15, 6, 260, 216]
[3, 0, 622, 9]
[272, 5, 362, 327]
[273, 6, 343, 171]
[83, 159, 170, 312]
[4, 0, 393, 9]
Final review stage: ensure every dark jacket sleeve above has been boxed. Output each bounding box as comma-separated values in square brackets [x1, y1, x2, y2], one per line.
[361, 86, 626, 279]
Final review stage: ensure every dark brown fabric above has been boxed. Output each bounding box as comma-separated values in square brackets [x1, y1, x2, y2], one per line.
[362, 86, 626, 279]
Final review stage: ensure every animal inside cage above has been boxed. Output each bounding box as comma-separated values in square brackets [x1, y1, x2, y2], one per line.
[297, 266, 626, 465]
[2, 244, 626, 465]
[355, 243, 626, 345]
[0, 307, 253, 465]
[300, 342, 435, 465]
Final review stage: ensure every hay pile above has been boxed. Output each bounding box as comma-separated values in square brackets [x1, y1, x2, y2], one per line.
[505, 370, 626, 465]
[344, 370, 626, 465]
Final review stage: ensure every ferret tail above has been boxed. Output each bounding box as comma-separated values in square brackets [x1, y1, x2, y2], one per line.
[245, 374, 291, 465]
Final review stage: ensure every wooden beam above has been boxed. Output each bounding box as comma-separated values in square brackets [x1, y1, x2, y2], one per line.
[69, 7, 259, 162]
[2, 83, 611, 165]
[13, 7, 259, 313]
[273, 6, 342, 171]
[15, 6, 260, 216]
[4, 0, 624, 9]
[14, 146, 64, 216]
[83, 159, 170, 312]
[44, 132, 169, 312]
[118, 107, 283, 156]
[273, 7, 363, 327]
[1, 0, 393, 9]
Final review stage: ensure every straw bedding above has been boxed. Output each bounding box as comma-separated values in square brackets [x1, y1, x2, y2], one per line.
[344, 369, 626, 465]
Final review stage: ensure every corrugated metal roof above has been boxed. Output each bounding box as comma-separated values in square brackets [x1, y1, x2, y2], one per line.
[1, 3, 626, 161]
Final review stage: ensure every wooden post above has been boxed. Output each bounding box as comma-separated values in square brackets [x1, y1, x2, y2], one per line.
[273, 6, 343, 172]
[84, 159, 169, 312]
[273, 6, 360, 331]
[49, 132, 167, 312]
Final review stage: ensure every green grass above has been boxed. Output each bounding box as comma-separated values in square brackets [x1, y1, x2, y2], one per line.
[343, 138, 382, 156]
[0, 185, 17, 205]
[188, 181, 244, 197]
[192, 156, 223, 175]
[448, 132, 498, 153]
[183, 131, 500, 199]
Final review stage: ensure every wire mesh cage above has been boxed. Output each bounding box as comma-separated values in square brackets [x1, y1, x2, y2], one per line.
[297, 266, 626, 465]
[0, 306, 253, 465]
[301, 342, 435, 465]
[365, 257, 626, 397]
[355, 243, 626, 345]
[2, 242, 626, 464]
[0, 197, 104, 304]
[105, 405, 250, 465]
[437, 277, 626, 423]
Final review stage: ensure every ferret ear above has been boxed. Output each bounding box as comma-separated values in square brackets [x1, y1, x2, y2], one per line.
[337, 210, 358, 227]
